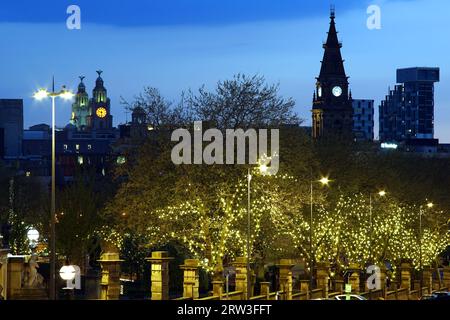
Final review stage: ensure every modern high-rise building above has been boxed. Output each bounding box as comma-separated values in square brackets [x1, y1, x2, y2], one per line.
[379, 67, 440, 145]
[312, 9, 353, 140]
[352, 99, 374, 141]
[0, 99, 23, 159]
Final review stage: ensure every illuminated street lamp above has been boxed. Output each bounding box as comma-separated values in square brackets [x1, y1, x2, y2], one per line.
[27, 228, 39, 249]
[419, 201, 435, 289]
[33, 79, 74, 300]
[309, 175, 332, 291]
[60, 265, 77, 300]
[369, 190, 387, 263]
[59, 265, 76, 282]
[247, 160, 274, 299]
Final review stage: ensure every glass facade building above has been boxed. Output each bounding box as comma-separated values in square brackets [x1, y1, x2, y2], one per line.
[379, 67, 439, 143]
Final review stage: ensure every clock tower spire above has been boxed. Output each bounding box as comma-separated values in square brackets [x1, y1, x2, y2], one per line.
[312, 8, 353, 140]
[87, 70, 113, 131]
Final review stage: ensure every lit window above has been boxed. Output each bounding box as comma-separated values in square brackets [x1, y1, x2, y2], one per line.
[26, 171, 31, 177]
[78, 156, 84, 165]
[88, 144, 92, 150]
[64, 144, 68, 151]
[76, 144, 80, 151]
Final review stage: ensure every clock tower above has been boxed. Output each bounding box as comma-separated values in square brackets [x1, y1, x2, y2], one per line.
[312, 9, 353, 140]
[87, 70, 113, 131]
[71, 76, 90, 131]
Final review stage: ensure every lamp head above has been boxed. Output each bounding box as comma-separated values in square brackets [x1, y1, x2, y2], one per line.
[27, 228, 39, 242]
[378, 190, 387, 197]
[319, 177, 330, 186]
[259, 164, 269, 174]
[33, 89, 49, 101]
[60, 89, 75, 100]
[59, 265, 76, 281]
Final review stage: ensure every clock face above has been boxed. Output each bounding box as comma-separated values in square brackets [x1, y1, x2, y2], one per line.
[332, 86, 343, 97]
[96, 107, 107, 118]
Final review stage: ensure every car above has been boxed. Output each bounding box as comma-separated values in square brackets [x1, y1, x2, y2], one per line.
[420, 292, 450, 301]
[420, 295, 435, 300]
[334, 294, 367, 301]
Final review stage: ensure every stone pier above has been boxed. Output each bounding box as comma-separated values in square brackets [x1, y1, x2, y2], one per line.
[98, 252, 123, 300]
[232, 257, 251, 299]
[277, 259, 294, 300]
[0, 249, 9, 299]
[147, 251, 173, 300]
[180, 259, 200, 299]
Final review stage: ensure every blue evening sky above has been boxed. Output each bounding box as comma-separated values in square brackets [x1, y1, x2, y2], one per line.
[0, 0, 449, 141]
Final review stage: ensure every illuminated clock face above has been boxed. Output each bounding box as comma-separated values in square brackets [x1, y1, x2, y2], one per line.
[96, 107, 107, 118]
[332, 86, 343, 97]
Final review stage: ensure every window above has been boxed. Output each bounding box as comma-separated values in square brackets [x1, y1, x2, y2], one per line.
[76, 144, 80, 151]
[88, 144, 92, 150]
[78, 156, 84, 165]
[63, 144, 68, 151]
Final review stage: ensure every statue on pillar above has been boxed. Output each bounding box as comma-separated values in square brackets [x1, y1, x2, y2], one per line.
[22, 255, 45, 288]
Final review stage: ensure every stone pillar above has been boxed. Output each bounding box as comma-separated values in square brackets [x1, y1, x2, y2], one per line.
[335, 279, 344, 293]
[400, 262, 412, 293]
[277, 259, 295, 300]
[146, 251, 173, 300]
[299, 279, 310, 299]
[232, 257, 251, 299]
[443, 266, 450, 289]
[98, 252, 123, 300]
[7, 256, 25, 299]
[316, 262, 330, 298]
[0, 249, 9, 300]
[422, 266, 433, 294]
[348, 264, 361, 294]
[180, 259, 200, 299]
[378, 265, 388, 298]
[260, 282, 271, 299]
[212, 281, 223, 298]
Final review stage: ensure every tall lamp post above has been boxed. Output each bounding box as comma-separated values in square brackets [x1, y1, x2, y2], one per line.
[33, 79, 74, 300]
[419, 201, 434, 289]
[247, 162, 270, 300]
[309, 176, 330, 292]
[368, 190, 387, 263]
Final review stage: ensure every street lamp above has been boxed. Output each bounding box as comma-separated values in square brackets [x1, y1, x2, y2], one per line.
[33, 79, 74, 300]
[60, 265, 77, 300]
[247, 161, 273, 299]
[419, 201, 434, 289]
[309, 175, 331, 292]
[368, 190, 387, 263]
[27, 228, 40, 250]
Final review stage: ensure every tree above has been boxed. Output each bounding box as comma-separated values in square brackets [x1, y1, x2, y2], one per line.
[55, 171, 108, 267]
[106, 74, 307, 272]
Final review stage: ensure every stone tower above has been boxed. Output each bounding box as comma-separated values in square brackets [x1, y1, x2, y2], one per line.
[312, 8, 353, 140]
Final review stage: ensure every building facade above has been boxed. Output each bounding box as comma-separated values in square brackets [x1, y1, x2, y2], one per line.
[379, 67, 439, 145]
[23, 72, 119, 180]
[352, 99, 374, 141]
[312, 9, 353, 140]
[0, 99, 23, 159]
